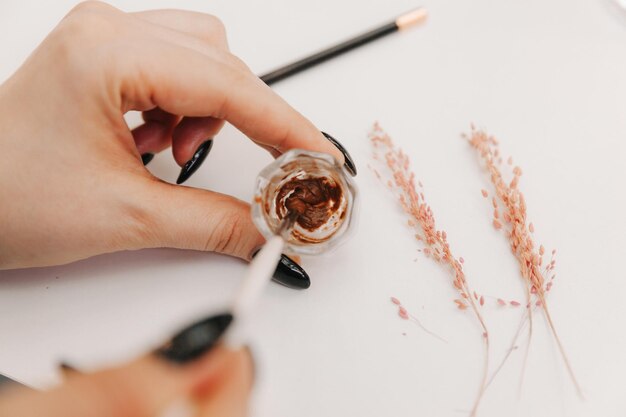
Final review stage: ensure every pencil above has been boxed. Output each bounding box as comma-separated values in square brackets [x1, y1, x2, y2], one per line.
[259, 7, 427, 85]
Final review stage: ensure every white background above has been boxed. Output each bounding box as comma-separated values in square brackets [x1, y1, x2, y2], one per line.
[1, 0, 626, 416]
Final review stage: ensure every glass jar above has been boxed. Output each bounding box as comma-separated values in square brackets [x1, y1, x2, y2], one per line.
[251, 149, 358, 255]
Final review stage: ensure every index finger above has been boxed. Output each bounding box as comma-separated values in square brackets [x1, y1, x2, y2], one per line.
[120, 41, 345, 163]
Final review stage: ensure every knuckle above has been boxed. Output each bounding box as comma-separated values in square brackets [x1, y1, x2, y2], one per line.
[206, 209, 245, 254]
[68, 0, 112, 14]
[61, 2, 118, 37]
[227, 53, 252, 72]
[212, 66, 255, 119]
[204, 14, 227, 38]
[50, 2, 124, 83]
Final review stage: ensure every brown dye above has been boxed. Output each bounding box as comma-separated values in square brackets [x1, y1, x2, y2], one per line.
[275, 177, 342, 231]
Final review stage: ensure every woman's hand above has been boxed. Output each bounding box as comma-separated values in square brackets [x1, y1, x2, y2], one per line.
[0, 1, 349, 269]
[0, 347, 254, 417]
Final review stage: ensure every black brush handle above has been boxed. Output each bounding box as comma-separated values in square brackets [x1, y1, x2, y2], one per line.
[260, 21, 397, 85]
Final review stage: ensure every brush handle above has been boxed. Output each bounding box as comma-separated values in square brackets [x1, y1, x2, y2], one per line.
[223, 235, 285, 349]
[259, 7, 427, 86]
[259, 21, 397, 85]
[157, 238, 285, 417]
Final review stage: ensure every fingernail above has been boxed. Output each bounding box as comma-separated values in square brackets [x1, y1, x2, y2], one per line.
[176, 140, 213, 184]
[141, 153, 155, 166]
[155, 313, 233, 364]
[321, 131, 357, 176]
[251, 249, 311, 289]
[58, 361, 82, 376]
[253, 249, 311, 289]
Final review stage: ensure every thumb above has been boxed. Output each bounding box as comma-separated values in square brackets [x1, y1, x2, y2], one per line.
[142, 181, 265, 260]
[127, 178, 312, 289]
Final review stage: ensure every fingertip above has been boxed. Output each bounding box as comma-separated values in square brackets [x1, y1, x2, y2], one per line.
[175, 140, 213, 184]
[320, 131, 356, 176]
[172, 117, 224, 166]
[271, 123, 345, 165]
[194, 348, 254, 417]
[317, 130, 346, 165]
[132, 121, 172, 155]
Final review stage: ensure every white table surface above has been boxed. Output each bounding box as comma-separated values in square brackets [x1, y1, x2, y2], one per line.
[1, 0, 626, 416]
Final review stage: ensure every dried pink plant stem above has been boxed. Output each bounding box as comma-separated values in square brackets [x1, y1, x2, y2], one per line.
[486, 306, 541, 389]
[465, 127, 583, 398]
[371, 124, 489, 416]
[410, 313, 448, 343]
[518, 281, 533, 396]
[391, 297, 448, 343]
[486, 310, 527, 388]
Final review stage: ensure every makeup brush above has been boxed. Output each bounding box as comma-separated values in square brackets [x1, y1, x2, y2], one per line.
[157, 233, 288, 417]
[156, 228, 290, 363]
[259, 7, 428, 85]
[221, 234, 285, 348]
[53, 218, 294, 385]
[0, 236, 287, 417]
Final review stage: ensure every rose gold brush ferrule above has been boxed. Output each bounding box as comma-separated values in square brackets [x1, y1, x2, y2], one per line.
[396, 7, 428, 30]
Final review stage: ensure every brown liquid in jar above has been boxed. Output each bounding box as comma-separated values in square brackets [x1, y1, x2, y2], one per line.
[275, 177, 342, 231]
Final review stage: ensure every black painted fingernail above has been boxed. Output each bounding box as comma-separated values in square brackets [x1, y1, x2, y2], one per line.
[321, 131, 357, 177]
[141, 153, 154, 166]
[253, 249, 311, 289]
[58, 361, 82, 376]
[274, 254, 311, 289]
[155, 313, 233, 364]
[176, 139, 213, 184]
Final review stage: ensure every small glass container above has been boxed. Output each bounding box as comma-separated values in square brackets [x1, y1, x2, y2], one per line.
[251, 149, 358, 255]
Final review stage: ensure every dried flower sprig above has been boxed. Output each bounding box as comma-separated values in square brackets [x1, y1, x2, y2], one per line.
[464, 126, 582, 398]
[370, 123, 489, 416]
[390, 297, 447, 343]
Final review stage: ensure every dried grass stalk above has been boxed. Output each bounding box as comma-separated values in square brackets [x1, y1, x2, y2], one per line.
[464, 126, 582, 398]
[370, 123, 489, 416]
